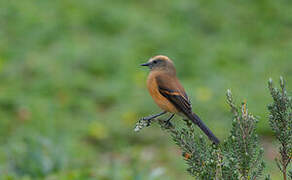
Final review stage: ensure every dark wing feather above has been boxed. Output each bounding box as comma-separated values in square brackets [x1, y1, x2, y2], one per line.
[156, 75, 220, 144]
[156, 75, 192, 114]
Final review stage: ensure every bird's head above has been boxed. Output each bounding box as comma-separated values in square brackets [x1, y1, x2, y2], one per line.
[141, 55, 176, 74]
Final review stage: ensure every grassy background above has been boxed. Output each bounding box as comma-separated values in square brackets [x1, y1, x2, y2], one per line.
[0, 0, 291, 179]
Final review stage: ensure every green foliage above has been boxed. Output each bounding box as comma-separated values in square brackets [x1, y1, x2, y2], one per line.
[223, 90, 265, 179]
[2, 135, 68, 178]
[268, 77, 291, 180]
[136, 78, 292, 179]
[135, 90, 265, 179]
[136, 115, 223, 179]
[163, 120, 221, 179]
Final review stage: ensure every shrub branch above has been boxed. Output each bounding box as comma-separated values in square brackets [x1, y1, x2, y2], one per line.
[268, 77, 291, 180]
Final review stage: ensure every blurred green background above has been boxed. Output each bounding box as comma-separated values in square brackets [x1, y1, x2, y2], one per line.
[0, 0, 291, 179]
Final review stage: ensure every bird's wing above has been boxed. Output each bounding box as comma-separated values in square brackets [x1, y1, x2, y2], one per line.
[156, 75, 192, 114]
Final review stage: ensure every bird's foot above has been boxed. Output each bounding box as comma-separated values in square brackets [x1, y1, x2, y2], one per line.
[141, 116, 153, 127]
[142, 115, 155, 121]
[134, 111, 167, 132]
[165, 114, 175, 125]
[141, 111, 167, 126]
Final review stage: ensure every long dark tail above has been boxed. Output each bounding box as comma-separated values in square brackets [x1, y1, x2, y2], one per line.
[186, 112, 220, 145]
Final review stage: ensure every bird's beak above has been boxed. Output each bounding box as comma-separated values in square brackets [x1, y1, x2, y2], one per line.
[140, 62, 150, 66]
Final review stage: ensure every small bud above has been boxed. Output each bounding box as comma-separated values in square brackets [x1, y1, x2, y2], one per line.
[183, 152, 191, 160]
[134, 126, 140, 132]
[227, 89, 232, 95]
[280, 76, 284, 85]
[268, 78, 273, 85]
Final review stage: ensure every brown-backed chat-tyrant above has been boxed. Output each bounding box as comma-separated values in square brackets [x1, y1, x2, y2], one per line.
[141, 55, 219, 145]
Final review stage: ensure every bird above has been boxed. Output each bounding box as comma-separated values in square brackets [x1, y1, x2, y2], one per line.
[140, 55, 220, 145]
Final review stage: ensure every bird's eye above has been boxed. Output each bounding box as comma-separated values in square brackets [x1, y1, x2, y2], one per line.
[153, 60, 157, 64]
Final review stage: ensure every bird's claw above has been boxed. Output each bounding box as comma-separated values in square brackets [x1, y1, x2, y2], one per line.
[162, 119, 173, 129]
[142, 114, 157, 122]
[142, 117, 154, 126]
